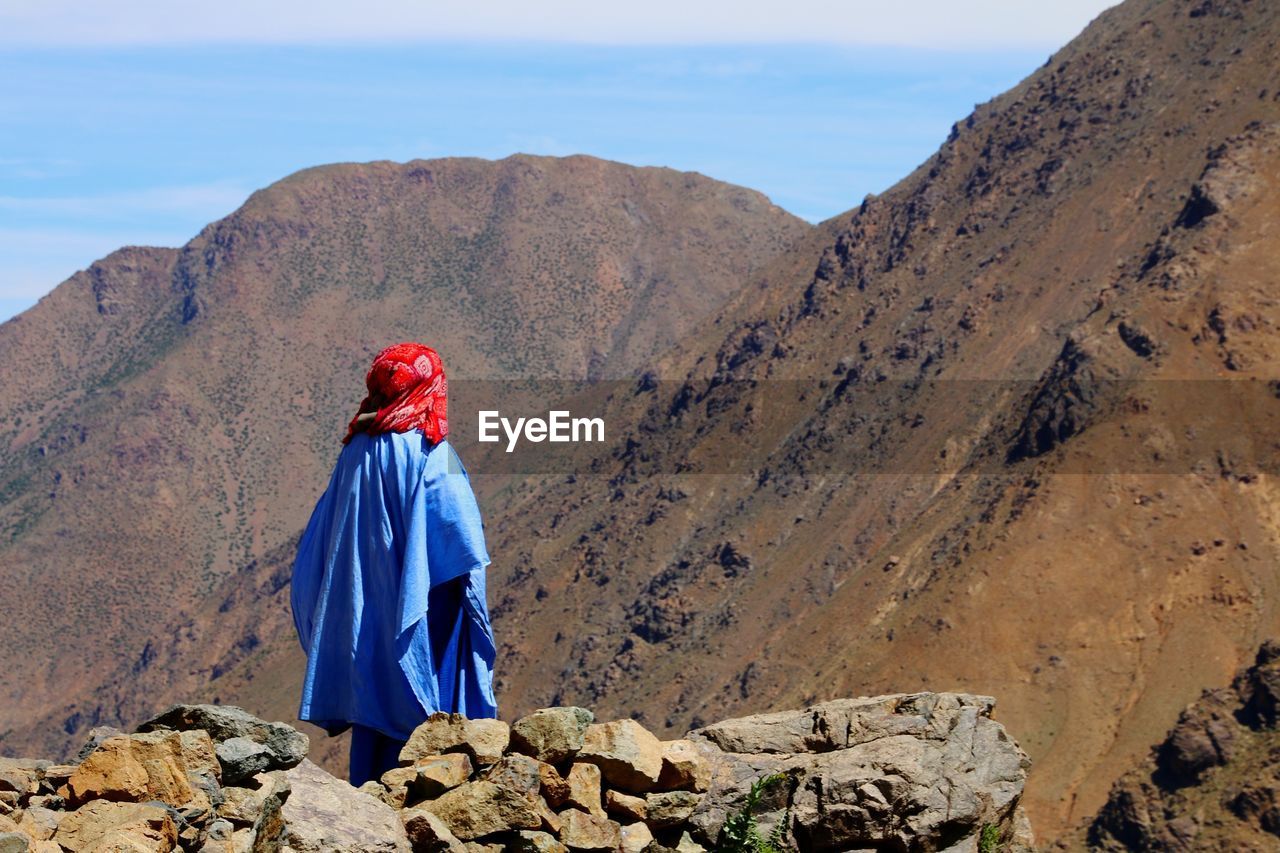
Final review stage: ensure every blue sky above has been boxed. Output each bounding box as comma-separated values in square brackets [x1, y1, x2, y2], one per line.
[0, 2, 1117, 323]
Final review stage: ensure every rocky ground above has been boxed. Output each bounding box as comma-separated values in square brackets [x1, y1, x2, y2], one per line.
[1086, 640, 1280, 852]
[0, 692, 1030, 852]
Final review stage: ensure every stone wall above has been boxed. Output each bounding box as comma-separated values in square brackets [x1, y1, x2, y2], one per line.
[0, 693, 1032, 852]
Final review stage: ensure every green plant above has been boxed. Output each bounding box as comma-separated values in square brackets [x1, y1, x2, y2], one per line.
[978, 823, 1002, 853]
[715, 772, 794, 853]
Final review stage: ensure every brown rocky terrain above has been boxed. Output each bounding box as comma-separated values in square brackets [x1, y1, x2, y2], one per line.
[1087, 639, 1280, 851]
[0, 694, 1032, 852]
[4, 0, 1280, 849]
[0, 155, 807, 763]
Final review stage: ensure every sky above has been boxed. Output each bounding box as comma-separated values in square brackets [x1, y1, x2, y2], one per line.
[0, 1, 1118, 323]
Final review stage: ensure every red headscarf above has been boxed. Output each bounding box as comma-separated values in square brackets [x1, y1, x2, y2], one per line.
[343, 343, 448, 445]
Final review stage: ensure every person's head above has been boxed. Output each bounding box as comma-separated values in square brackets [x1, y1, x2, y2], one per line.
[343, 343, 448, 445]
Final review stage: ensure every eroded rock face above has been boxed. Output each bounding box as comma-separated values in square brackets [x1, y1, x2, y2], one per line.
[687, 693, 1031, 851]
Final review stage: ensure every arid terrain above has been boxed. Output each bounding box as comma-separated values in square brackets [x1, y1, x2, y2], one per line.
[2, 0, 1279, 849]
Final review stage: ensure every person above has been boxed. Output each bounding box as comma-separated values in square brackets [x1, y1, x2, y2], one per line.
[290, 343, 497, 786]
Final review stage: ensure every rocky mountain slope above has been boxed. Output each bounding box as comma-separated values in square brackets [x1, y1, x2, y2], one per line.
[1088, 640, 1280, 851]
[0, 156, 807, 760]
[0, 695, 1032, 852]
[456, 0, 1280, 842]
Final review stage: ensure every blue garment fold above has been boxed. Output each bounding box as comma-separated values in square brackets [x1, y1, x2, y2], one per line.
[291, 433, 497, 742]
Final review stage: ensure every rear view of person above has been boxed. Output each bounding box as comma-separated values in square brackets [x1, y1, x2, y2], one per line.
[290, 343, 496, 786]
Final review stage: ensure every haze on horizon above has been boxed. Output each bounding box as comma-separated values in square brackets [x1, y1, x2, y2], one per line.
[0, 0, 1117, 322]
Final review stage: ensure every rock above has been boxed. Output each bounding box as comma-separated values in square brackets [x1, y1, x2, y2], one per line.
[557, 810, 621, 852]
[509, 708, 594, 765]
[564, 763, 605, 818]
[412, 754, 473, 799]
[537, 763, 570, 808]
[673, 830, 706, 852]
[217, 737, 275, 786]
[65, 729, 222, 811]
[422, 780, 540, 840]
[645, 791, 700, 829]
[605, 789, 646, 822]
[40, 764, 78, 792]
[401, 807, 466, 852]
[0, 760, 41, 796]
[23, 795, 63, 811]
[0, 833, 25, 853]
[53, 800, 179, 852]
[686, 693, 1029, 851]
[250, 770, 290, 851]
[619, 821, 653, 853]
[578, 720, 663, 793]
[657, 741, 710, 793]
[510, 830, 568, 852]
[279, 759, 410, 852]
[400, 716, 509, 767]
[16, 807, 60, 841]
[75, 727, 125, 763]
[217, 785, 266, 826]
[139, 705, 309, 770]
[482, 754, 541, 799]
[535, 798, 562, 835]
[463, 844, 501, 853]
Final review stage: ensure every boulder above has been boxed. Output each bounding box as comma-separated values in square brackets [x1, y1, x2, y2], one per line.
[217, 784, 267, 826]
[686, 693, 1030, 851]
[510, 830, 568, 852]
[53, 800, 178, 852]
[557, 810, 621, 852]
[139, 705, 309, 771]
[75, 727, 125, 763]
[65, 729, 221, 811]
[0, 833, 25, 853]
[400, 716, 510, 767]
[481, 754, 541, 800]
[15, 807, 60, 842]
[619, 821, 653, 853]
[401, 807, 466, 852]
[645, 791, 701, 829]
[278, 759, 410, 852]
[564, 763, 605, 818]
[605, 789, 646, 822]
[577, 720, 663, 793]
[217, 737, 275, 786]
[537, 763, 570, 809]
[412, 754, 473, 799]
[657, 740, 710, 793]
[0, 760, 40, 797]
[421, 780, 540, 840]
[509, 708, 594, 765]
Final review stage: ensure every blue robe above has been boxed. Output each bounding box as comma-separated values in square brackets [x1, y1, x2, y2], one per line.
[290, 432, 497, 747]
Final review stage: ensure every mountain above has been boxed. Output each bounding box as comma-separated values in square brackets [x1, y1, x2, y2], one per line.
[0, 155, 808, 757]
[444, 0, 1280, 842]
[1089, 639, 1280, 851]
[5, 0, 1280, 848]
